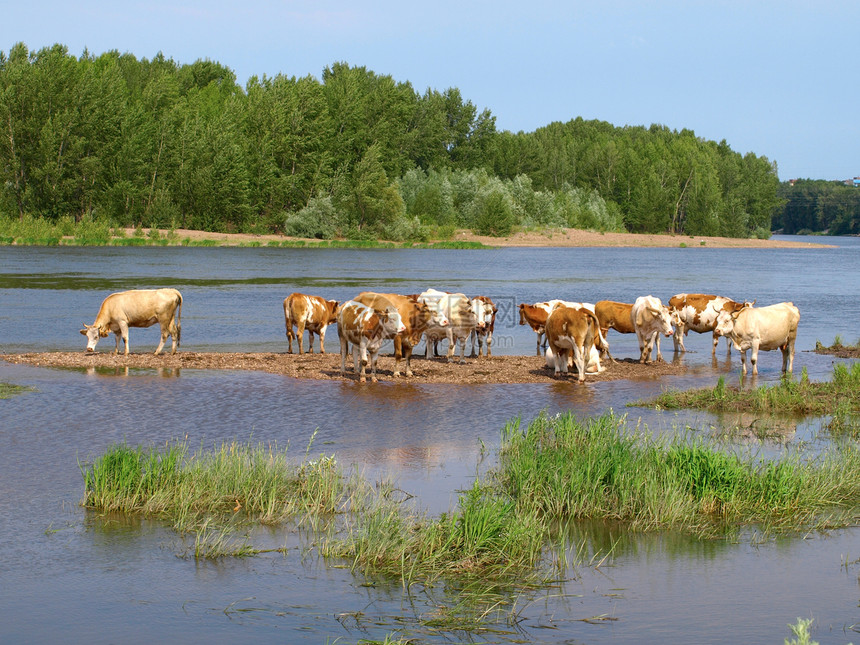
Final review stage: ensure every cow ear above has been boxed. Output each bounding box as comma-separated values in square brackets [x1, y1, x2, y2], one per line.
[79, 328, 88, 336]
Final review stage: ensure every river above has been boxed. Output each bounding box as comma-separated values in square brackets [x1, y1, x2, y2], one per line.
[1, 236, 858, 643]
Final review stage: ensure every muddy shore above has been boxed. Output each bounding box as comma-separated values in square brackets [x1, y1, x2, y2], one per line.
[1, 351, 686, 384]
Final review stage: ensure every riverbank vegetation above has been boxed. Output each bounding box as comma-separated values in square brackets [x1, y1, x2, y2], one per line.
[814, 336, 860, 358]
[81, 411, 860, 567]
[640, 364, 860, 417]
[2, 43, 781, 242]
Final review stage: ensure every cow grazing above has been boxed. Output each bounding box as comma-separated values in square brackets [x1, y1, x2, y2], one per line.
[631, 295, 675, 364]
[545, 305, 600, 382]
[418, 289, 476, 363]
[468, 296, 498, 358]
[80, 288, 182, 355]
[283, 293, 339, 354]
[714, 302, 800, 375]
[667, 293, 748, 354]
[356, 292, 432, 377]
[337, 300, 405, 383]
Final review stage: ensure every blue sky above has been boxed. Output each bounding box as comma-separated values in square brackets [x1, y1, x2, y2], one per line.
[5, 0, 858, 180]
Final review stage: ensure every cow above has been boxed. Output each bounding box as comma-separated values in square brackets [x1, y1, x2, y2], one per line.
[337, 300, 405, 383]
[631, 295, 675, 364]
[713, 302, 800, 375]
[518, 300, 566, 355]
[283, 293, 339, 354]
[418, 289, 476, 363]
[594, 300, 636, 360]
[545, 305, 600, 382]
[80, 288, 182, 355]
[667, 293, 749, 354]
[468, 296, 498, 358]
[355, 292, 433, 377]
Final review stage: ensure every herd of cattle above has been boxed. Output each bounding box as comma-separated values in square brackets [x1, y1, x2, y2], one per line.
[79, 288, 801, 384]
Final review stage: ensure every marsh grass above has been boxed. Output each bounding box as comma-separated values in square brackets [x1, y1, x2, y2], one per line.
[80, 440, 357, 535]
[640, 363, 860, 417]
[0, 382, 35, 399]
[495, 412, 860, 536]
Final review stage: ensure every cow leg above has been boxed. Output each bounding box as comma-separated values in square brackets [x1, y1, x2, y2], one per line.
[485, 330, 493, 357]
[296, 321, 306, 354]
[308, 330, 316, 354]
[339, 334, 349, 375]
[750, 340, 760, 375]
[712, 332, 720, 355]
[446, 329, 456, 362]
[404, 342, 414, 378]
[536, 332, 544, 356]
[318, 325, 327, 355]
[169, 318, 179, 354]
[457, 333, 467, 364]
[118, 322, 130, 355]
[286, 322, 294, 354]
[358, 338, 369, 383]
[655, 335, 664, 363]
[573, 343, 587, 383]
[468, 330, 478, 358]
[369, 349, 379, 383]
[155, 324, 168, 355]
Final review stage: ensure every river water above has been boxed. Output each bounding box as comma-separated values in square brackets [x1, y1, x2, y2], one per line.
[1, 236, 858, 644]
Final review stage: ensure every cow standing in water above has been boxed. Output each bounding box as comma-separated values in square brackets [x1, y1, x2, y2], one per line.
[714, 302, 800, 375]
[80, 288, 182, 355]
[283, 293, 339, 354]
[667, 293, 749, 354]
[631, 295, 674, 364]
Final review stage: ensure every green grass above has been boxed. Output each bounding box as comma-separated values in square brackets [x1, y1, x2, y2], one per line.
[495, 411, 860, 536]
[638, 363, 860, 417]
[815, 336, 860, 355]
[0, 382, 35, 399]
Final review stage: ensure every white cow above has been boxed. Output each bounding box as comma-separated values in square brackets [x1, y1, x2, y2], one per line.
[418, 288, 476, 363]
[713, 302, 800, 375]
[631, 295, 674, 364]
[80, 288, 182, 355]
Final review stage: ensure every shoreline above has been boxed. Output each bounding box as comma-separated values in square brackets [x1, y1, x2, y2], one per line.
[1, 351, 686, 385]
[162, 227, 834, 249]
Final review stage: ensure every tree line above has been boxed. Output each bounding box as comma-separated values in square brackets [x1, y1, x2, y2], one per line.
[0, 43, 783, 239]
[774, 180, 860, 236]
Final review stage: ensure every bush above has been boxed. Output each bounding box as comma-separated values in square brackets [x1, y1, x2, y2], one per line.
[284, 197, 339, 239]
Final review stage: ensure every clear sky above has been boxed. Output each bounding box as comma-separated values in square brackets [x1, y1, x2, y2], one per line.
[4, 0, 858, 181]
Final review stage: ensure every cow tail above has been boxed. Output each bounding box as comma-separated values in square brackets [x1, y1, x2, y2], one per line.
[176, 291, 183, 345]
[284, 298, 292, 336]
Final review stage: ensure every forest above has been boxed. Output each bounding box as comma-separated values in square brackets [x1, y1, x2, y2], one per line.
[774, 180, 860, 236]
[0, 43, 786, 240]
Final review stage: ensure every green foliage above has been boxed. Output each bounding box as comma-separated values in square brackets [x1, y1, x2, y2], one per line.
[0, 42, 782, 239]
[775, 179, 860, 235]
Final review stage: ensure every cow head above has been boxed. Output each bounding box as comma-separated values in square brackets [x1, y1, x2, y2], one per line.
[380, 306, 406, 335]
[713, 308, 743, 337]
[80, 323, 108, 351]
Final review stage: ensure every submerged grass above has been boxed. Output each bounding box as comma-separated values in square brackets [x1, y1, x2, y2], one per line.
[495, 411, 860, 536]
[0, 382, 35, 399]
[638, 363, 860, 417]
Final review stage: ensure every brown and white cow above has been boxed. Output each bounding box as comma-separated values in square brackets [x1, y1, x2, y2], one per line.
[518, 300, 565, 355]
[468, 296, 498, 358]
[631, 295, 675, 364]
[80, 288, 182, 355]
[356, 292, 432, 377]
[337, 300, 405, 383]
[667, 293, 749, 354]
[545, 305, 600, 382]
[418, 289, 476, 363]
[284, 293, 339, 354]
[714, 302, 800, 375]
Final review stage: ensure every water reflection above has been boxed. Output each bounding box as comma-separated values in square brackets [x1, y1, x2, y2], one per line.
[84, 366, 181, 378]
